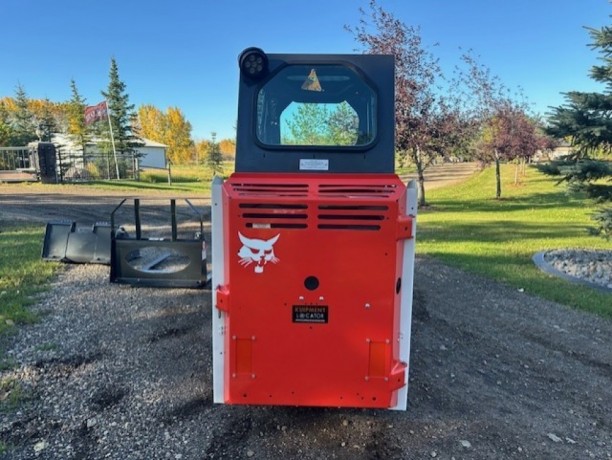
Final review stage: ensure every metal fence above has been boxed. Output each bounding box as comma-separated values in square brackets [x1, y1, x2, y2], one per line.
[0, 145, 139, 182]
[0, 147, 31, 170]
[59, 151, 138, 181]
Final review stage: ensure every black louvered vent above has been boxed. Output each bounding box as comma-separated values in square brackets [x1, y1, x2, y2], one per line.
[318, 183, 396, 198]
[317, 204, 389, 231]
[232, 183, 308, 197]
[239, 203, 308, 229]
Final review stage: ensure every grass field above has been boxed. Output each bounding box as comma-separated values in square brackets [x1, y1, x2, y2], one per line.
[417, 164, 611, 318]
[79, 163, 234, 194]
[0, 225, 59, 337]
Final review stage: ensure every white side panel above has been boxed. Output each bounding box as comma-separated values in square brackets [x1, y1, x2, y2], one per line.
[211, 176, 226, 403]
[391, 180, 418, 411]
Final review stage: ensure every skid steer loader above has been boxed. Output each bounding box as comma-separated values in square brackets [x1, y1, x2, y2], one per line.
[211, 48, 417, 409]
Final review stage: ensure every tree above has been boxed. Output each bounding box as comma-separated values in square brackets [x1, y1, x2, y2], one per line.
[11, 83, 37, 145]
[100, 58, 141, 178]
[207, 132, 223, 176]
[544, 24, 612, 239]
[137, 104, 194, 164]
[284, 103, 330, 145]
[458, 53, 543, 198]
[477, 103, 541, 196]
[137, 104, 167, 142]
[164, 107, 193, 164]
[347, 0, 461, 206]
[328, 101, 360, 145]
[195, 139, 212, 165]
[218, 138, 236, 158]
[281, 101, 360, 146]
[66, 80, 90, 154]
[36, 97, 57, 142]
[0, 101, 13, 146]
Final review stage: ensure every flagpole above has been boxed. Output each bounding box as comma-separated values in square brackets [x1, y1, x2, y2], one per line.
[105, 100, 120, 179]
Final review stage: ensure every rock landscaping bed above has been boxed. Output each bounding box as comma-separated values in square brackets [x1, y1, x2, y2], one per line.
[535, 249, 612, 291]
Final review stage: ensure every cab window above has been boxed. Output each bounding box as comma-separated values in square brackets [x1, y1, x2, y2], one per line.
[256, 65, 377, 147]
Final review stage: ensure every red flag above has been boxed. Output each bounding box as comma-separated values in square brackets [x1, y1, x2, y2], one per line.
[84, 101, 108, 125]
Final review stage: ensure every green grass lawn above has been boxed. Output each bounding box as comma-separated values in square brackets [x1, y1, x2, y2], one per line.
[74, 178, 210, 194]
[417, 164, 611, 318]
[76, 163, 235, 194]
[0, 163, 234, 196]
[0, 225, 59, 336]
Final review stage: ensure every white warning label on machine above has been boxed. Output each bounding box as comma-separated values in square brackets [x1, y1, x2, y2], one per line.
[299, 159, 329, 171]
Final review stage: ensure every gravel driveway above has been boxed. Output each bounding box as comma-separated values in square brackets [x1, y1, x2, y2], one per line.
[1, 187, 611, 460]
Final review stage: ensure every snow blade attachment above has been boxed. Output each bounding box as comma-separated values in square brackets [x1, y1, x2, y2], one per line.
[42, 221, 112, 264]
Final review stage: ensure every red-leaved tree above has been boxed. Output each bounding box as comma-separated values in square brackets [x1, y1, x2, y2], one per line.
[459, 53, 546, 198]
[347, 0, 464, 206]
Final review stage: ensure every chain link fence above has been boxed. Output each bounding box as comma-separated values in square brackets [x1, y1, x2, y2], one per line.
[57, 150, 138, 181]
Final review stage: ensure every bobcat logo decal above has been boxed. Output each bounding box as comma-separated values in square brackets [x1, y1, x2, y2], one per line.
[237, 232, 280, 274]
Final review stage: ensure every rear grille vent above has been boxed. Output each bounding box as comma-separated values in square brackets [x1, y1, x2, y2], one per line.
[318, 184, 396, 198]
[317, 224, 381, 231]
[240, 203, 308, 230]
[232, 183, 308, 197]
[317, 204, 388, 231]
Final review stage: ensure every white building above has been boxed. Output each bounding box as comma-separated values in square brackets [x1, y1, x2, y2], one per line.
[50, 133, 168, 171]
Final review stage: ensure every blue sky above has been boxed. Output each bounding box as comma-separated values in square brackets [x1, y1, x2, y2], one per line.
[0, 0, 609, 140]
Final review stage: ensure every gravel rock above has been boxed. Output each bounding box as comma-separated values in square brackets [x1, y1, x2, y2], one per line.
[544, 249, 612, 289]
[0, 239, 611, 459]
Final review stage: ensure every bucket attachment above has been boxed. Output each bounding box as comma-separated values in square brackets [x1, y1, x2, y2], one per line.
[110, 198, 209, 289]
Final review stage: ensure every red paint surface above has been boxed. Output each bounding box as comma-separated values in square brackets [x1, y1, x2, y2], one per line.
[217, 173, 411, 408]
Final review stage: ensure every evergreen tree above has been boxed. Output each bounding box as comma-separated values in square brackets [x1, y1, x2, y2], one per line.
[207, 132, 224, 176]
[284, 104, 330, 145]
[11, 83, 37, 145]
[0, 101, 13, 146]
[100, 58, 141, 166]
[67, 79, 90, 153]
[544, 24, 612, 239]
[37, 97, 57, 142]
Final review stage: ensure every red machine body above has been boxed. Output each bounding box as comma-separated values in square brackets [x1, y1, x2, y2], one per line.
[211, 49, 417, 409]
[215, 174, 413, 408]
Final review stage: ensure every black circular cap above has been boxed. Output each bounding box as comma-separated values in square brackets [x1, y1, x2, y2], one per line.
[304, 276, 319, 291]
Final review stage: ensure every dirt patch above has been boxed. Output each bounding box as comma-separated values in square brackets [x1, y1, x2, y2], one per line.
[400, 161, 479, 190]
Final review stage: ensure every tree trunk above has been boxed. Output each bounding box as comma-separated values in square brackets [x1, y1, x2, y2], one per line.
[415, 146, 426, 207]
[418, 169, 426, 207]
[495, 150, 502, 199]
[514, 160, 519, 185]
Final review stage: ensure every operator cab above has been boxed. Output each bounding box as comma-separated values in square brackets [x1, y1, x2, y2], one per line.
[235, 48, 395, 173]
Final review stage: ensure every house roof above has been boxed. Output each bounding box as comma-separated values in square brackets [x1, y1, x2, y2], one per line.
[50, 133, 167, 149]
[140, 138, 167, 148]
